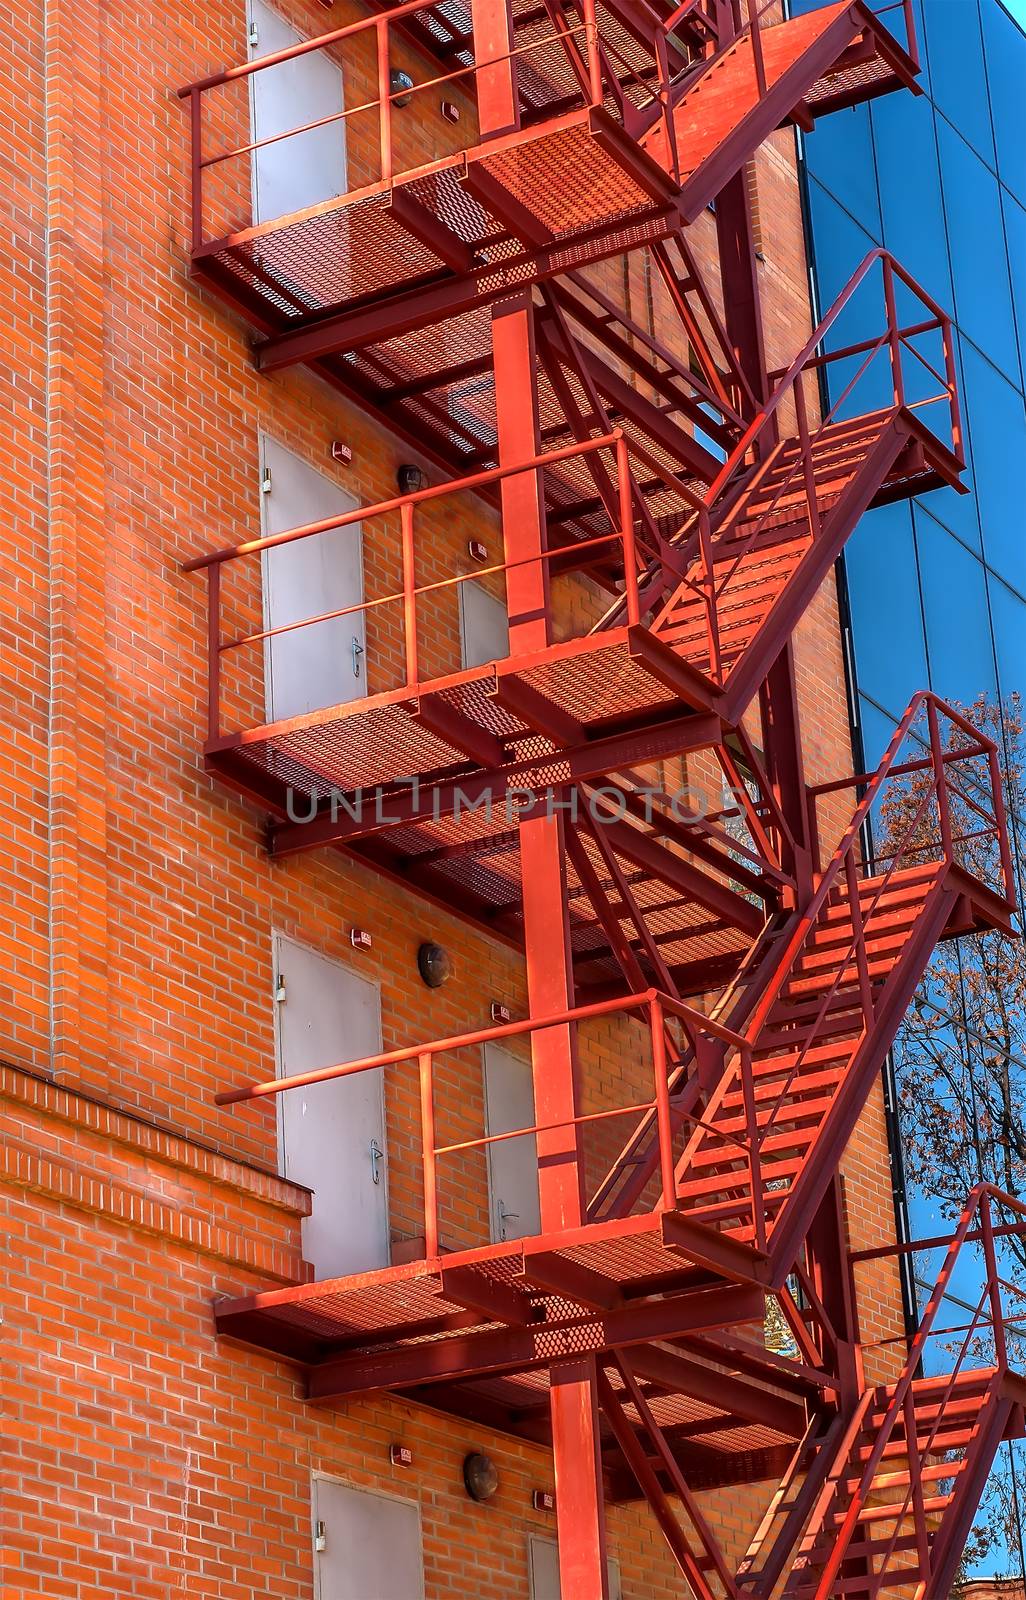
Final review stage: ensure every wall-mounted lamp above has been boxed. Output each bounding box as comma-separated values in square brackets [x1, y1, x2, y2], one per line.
[397, 463, 427, 495]
[390, 69, 415, 108]
[463, 1452, 499, 1503]
[417, 942, 453, 988]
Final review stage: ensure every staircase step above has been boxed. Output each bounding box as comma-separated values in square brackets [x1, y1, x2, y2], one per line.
[718, 1063, 845, 1115]
[843, 1457, 968, 1496]
[679, 1118, 821, 1174]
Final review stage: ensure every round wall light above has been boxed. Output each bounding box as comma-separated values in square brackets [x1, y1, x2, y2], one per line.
[389, 69, 415, 108]
[417, 941, 453, 989]
[463, 1451, 499, 1503]
[397, 463, 427, 494]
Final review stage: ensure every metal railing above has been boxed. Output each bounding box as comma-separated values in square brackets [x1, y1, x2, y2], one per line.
[215, 985, 754, 1258]
[184, 432, 647, 743]
[635, 248, 962, 686]
[664, 694, 1013, 1248]
[800, 1186, 1026, 1597]
[178, 0, 677, 252]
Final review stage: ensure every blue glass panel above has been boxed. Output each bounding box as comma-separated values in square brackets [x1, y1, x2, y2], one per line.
[802, 104, 881, 237]
[981, 0, 1026, 205]
[844, 503, 929, 717]
[989, 571, 1026, 703]
[960, 342, 1026, 590]
[870, 90, 953, 311]
[805, 180, 894, 417]
[917, 509, 998, 703]
[936, 120, 1018, 377]
[856, 696, 901, 771]
[911, 329, 982, 550]
[1001, 189, 1026, 379]
[805, 178, 879, 311]
[923, 0, 996, 165]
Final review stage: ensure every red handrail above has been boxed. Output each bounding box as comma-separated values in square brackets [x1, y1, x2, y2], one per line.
[214, 985, 752, 1257]
[671, 250, 959, 679]
[184, 431, 642, 743]
[666, 693, 1012, 1250]
[806, 1186, 1026, 1596]
[178, 0, 677, 251]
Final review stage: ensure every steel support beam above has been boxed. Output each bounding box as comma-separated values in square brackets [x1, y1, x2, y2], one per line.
[304, 1282, 766, 1400]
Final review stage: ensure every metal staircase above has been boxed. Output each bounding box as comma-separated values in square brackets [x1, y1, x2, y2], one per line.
[749, 1186, 1026, 1600]
[179, 0, 1022, 1592]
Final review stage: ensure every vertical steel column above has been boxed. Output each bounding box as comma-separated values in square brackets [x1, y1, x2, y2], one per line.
[493, 291, 610, 1600]
[759, 643, 812, 898]
[714, 170, 770, 410]
[472, 0, 608, 1583]
[714, 162, 813, 900]
[805, 1177, 862, 1406]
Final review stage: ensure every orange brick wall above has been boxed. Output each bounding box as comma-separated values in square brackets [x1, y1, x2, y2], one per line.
[0, 0, 904, 1594]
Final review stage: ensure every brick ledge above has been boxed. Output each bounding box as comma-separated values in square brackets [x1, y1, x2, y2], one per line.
[0, 1058, 311, 1216]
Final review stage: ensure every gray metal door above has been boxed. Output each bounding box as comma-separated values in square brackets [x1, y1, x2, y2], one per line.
[260, 435, 365, 723]
[274, 935, 388, 1279]
[313, 1478, 424, 1600]
[248, 0, 347, 225]
[483, 1042, 541, 1242]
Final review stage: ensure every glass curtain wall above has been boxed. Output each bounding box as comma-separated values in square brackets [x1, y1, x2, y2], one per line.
[797, 0, 1026, 1577]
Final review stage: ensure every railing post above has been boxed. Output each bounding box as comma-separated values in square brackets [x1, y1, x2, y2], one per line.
[419, 1051, 439, 1258]
[902, 0, 920, 72]
[926, 698, 953, 864]
[747, 0, 767, 97]
[844, 848, 875, 1025]
[615, 435, 641, 628]
[400, 499, 418, 686]
[741, 1044, 766, 1251]
[650, 999, 676, 1212]
[652, 27, 679, 184]
[941, 311, 964, 464]
[980, 1192, 1008, 1371]
[190, 88, 204, 252]
[697, 506, 722, 681]
[986, 741, 1015, 904]
[903, 1385, 932, 1580]
[207, 564, 221, 743]
[793, 377, 822, 541]
[376, 18, 393, 185]
[882, 254, 905, 409]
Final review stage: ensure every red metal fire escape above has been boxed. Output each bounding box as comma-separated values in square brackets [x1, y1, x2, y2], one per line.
[181, 1, 1024, 1594]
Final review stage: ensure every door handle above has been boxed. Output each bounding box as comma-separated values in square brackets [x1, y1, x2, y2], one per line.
[497, 1199, 519, 1240]
[369, 1138, 384, 1185]
[352, 635, 365, 678]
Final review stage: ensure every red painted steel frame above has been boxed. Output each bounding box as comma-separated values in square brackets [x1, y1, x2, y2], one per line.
[185, 0, 1024, 1590]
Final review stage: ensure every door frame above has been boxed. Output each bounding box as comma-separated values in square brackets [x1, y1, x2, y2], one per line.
[271, 931, 389, 1259]
[311, 1472, 425, 1600]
